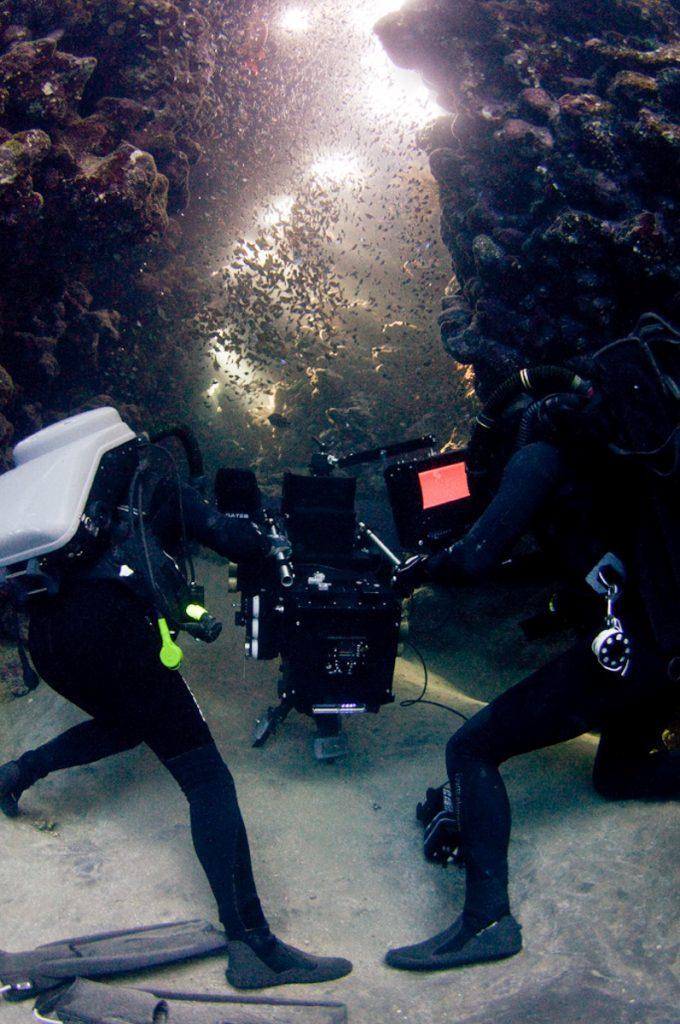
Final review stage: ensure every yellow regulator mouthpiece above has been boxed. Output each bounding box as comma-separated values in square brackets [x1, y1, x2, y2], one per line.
[185, 603, 208, 621]
[158, 617, 183, 670]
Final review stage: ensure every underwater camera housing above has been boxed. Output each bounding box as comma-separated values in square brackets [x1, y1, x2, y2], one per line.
[216, 461, 404, 761]
[216, 437, 478, 760]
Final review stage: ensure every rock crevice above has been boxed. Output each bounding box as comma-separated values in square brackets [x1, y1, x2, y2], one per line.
[376, 0, 680, 393]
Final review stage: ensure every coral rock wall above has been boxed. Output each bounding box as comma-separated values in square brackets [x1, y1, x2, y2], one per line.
[376, 0, 680, 394]
[2, 0, 678, 453]
[0, 0, 262, 468]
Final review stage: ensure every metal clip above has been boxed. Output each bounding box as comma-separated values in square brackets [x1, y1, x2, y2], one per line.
[592, 581, 632, 674]
[605, 582, 619, 623]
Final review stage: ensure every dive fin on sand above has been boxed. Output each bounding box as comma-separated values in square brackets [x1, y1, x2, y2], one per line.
[0, 920, 228, 998]
[34, 978, 348, 1024]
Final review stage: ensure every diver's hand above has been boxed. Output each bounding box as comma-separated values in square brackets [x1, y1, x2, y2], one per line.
[394, 544, 468, 589]
[392, 554, 430, 595]
[266, 534, 292, 562]
[535, 391, 599, 443]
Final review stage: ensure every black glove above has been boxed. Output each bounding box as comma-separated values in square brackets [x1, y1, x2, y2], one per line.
[392, 554, 430, 595]
[426, 545, 461, 582]
[533, 391, 608, 446]
[265, 533, 292, 562]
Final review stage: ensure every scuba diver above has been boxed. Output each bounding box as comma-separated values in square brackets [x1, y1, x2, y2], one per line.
[386, 314, 680, 972]
[0, 408, 351, 991]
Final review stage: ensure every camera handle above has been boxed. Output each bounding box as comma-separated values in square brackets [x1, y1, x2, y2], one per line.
[357, 522, 401, 567]
[310, 436, 437, 476]
[264, 516, 294, 587]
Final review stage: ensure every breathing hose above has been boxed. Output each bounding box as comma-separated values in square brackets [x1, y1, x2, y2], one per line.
[149, 424, 205, 487]
[466, 366, 592, 498]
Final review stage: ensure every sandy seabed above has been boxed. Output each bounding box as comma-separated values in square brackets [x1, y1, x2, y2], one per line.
[1, 558, 678, 1024]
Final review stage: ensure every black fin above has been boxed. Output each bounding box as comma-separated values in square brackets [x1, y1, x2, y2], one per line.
[34, 978, 348, 1024]
[0, 920, 228, 998]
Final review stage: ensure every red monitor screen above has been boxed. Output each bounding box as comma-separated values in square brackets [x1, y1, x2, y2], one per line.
[418, 461, 470, 510]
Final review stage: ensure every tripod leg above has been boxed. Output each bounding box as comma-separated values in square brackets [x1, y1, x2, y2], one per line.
[313, 715, 349, 762]
[251, 701, 292, 748]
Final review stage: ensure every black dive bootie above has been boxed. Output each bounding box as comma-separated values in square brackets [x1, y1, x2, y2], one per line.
[226, 928, 352, 989]
[0, 761, 23, 818]
[385, 913, 522, 971]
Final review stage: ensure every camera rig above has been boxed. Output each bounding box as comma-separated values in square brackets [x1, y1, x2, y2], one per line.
[216, 436, 460, 761]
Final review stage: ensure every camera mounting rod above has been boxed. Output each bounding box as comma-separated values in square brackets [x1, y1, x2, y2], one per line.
[357, 522, 402, 567]
[310, 435, 438, 476]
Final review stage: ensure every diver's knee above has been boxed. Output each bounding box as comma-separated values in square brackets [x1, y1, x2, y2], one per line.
[446, 711, 494, 758]
[446, 728, 484, 774]
[164, 742, 235, 798]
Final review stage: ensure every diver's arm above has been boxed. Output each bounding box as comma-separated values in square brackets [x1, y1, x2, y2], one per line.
[156, 485, 268, 565]
[181, 485, 268, 561]
[429, 441, 567, 582]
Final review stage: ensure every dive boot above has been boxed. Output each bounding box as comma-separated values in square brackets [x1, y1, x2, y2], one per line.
[0, 761, 22, 818]
[385, 913, 522, 971]
[226, 929, 352, 989]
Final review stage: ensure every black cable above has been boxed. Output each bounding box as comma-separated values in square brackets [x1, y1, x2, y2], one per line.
[399, 640, 468, 721]
[150, 441, 195, 585]
[148, 423, 204, 479]
[125, 452, 167, 621]
[134, 472, 164, 616]
[127, 460, 143, 540]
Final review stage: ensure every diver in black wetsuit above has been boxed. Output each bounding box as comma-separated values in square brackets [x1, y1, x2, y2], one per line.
[386, 382, 680, 971]
[0, 454, 351, 991]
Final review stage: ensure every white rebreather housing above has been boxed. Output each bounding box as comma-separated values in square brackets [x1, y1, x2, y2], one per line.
[0, 407, 136, 569]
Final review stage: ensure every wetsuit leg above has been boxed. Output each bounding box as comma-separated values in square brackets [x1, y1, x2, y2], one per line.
[0, 719, 141, 816]
[387, 638, 637, 970]
[15, 721, 140, 788]
[26, 582, 352, 988]
[445, 639, 623, 930]
[163, 743, 267, 936]
[26, 581, 264, 938]
[594, 722, 680, 799]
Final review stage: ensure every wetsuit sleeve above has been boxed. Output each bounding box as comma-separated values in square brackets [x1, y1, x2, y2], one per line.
[180, 485, 268, 562]
[429, 441, 567, 582]
[149, 482, 268, 561]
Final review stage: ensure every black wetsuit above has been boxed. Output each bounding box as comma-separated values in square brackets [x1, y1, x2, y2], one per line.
[386, 439, 679, 969]
[430, 442, 680, 932]
[14, 485, 267, 940]
[2, 474, 352, 988]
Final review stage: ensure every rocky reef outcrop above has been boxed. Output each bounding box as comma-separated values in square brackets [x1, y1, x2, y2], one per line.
[376, 0, 680, 394]
[0, 0, 264, 469]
